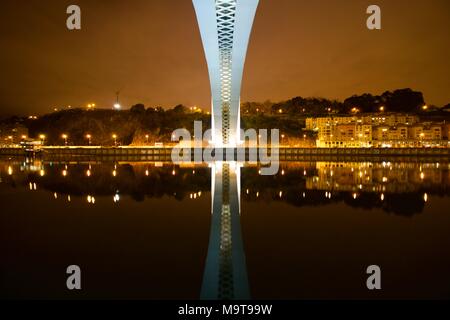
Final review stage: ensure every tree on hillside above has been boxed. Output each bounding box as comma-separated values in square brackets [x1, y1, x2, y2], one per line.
[130, 103, 145, 113]
[173, 104, 188, 113]
[381, 89, 425, 112]
[344, 94, 381, 113]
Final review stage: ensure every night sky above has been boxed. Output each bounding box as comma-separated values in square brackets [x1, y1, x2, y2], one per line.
[0, 0, 449, 116]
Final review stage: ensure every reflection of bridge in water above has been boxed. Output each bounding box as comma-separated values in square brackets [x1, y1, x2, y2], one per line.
[202, 162, 249, 300]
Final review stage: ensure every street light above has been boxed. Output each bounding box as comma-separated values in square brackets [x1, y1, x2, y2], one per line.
[39, 134, 46, 145]
[419, 132, 425, 147]
[61, 134, 68, 146]
[112, 134, 117, 146]
[145, 134, 149, 144]
[86, 134, 92, 145]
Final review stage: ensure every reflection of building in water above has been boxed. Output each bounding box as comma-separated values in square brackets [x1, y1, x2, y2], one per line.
[306, 162, 446, 194]
[18, 158, 44, 172]
[201, 162, 249, 300]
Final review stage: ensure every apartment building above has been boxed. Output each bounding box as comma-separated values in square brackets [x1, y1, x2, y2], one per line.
[317, 123, 372, 148]
[306, 113, 446, 148]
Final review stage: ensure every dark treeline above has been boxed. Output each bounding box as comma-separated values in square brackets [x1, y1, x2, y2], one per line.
[242, 88, 434, 115]
[1, 88, 449, 145]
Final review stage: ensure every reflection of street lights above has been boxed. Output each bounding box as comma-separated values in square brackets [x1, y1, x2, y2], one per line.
[112, 134, 117, 146]
[61, 134, 68, 146]
[86, 134, 92, 145]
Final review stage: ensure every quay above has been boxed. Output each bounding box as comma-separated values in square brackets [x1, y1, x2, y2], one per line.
[0, 146, 449, 163]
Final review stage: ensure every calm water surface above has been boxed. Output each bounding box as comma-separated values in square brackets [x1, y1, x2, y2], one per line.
[1, 158, 449, 299]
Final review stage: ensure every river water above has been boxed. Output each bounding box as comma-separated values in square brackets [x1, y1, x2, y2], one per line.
[1, 158, 449, 299]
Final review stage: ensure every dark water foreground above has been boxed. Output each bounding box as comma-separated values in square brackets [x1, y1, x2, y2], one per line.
[1, 157, 449, 299]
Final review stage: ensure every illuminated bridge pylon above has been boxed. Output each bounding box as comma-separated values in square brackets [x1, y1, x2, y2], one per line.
[192, 0, 259, 147]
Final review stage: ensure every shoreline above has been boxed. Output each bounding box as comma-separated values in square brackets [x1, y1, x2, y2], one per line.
[0, 146, 448, 162]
